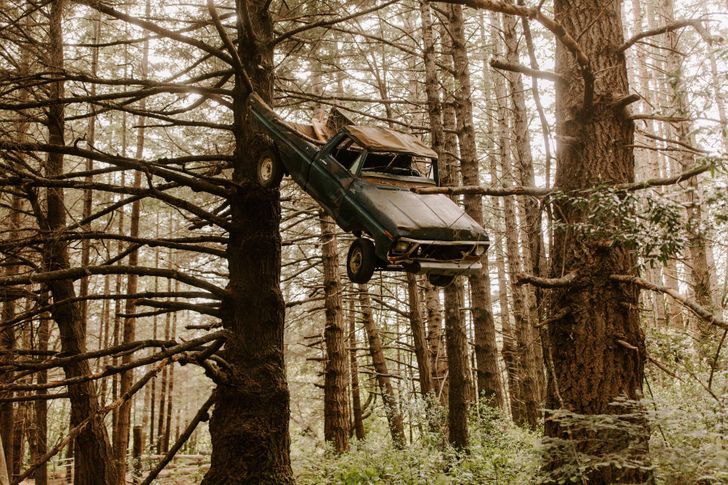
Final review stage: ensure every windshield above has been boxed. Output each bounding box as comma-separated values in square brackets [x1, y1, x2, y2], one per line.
[359, 152, 435, 180]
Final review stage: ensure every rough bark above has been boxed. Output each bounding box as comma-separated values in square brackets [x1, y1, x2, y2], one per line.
[501, 10, 545, 414]
[348, 297, 365, 441]
[32, 300, 50, 485]
[319, 214, 350, 452]
[443, 282, 470, 449]
[424, 284, 448, 403]
[486, 12, 521, 420]
[358, 285, 406, 448]
[202, 0, 292, 481]
[544, 0, 650, 481]
[406, 274, 434, 397]
[37, 2, 119, 483]
[114, 2, 149, 477]
[448, 4, 504, 408]
[660, 0, 718, 339]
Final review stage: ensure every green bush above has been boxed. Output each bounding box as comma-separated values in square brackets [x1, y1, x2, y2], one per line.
[297, 403, 540, 484]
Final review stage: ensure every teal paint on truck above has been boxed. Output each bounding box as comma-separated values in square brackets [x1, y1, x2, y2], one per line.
[249, 94, 489, 281]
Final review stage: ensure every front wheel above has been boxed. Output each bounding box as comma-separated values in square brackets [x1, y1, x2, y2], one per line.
[347, 238, 377, 284]
[256, 150, 283, 188]
[427, 273, 455, 287]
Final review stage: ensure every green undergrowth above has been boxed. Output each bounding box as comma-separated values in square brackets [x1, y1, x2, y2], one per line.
[297, 404, 541, 484]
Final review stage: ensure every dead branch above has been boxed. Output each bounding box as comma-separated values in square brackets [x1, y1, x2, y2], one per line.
[274, 0, 400, 45]
[535, 306, 571, 328]
[0, 331, 227, 392]
[140, 391, 216, 485]
[617, 19, 709, 52]
[413, 162, 712, 197]
[516, 271, 578, 288]
[0, 140, 229, 197]
[610, 163, 712, 191]
[412, 184, 551, 197]
[490, 58, 565, 83]
[629, 113, 692, 123]
[76, 0, 233, 65]
[11, 359, 168, 485]
[0, 337, 179, 372]
[609, 274, 728, 330]
[0, 265, 228, 299]
[0, 392, 69, 403]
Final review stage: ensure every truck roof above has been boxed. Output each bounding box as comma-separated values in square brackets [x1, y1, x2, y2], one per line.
[343, 125, 438, 159]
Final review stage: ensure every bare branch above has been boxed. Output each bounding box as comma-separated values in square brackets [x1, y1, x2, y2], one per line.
[490, 58, 565, 83]
[140, 391, 216, 485]
[609, 274, 727, 330]
[412, 184, 551, 197]
[617, 19, 708, 52]
[516, 271, 578, 288]
[0, 266, 228, 299]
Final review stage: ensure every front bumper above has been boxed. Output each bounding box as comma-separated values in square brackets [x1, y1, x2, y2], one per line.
[405, 259, 482, 276]
[388, 236, 488, 276]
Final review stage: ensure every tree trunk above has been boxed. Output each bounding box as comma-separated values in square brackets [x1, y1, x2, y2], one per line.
[424, 284, 448, 403]
[202, 0, 292, 481]
[501, 10, 545, 415]
[162, 309, 176, 454]
[33, 297, 50, 485]
[319, 214, 350, 452]
[358, 284, 406, 447]
[0, 434, 8, 485]
[38, 2, 119, 483]
[348, 297, 365, 441]
[447, 3, 504, 408]
[544, 1, 649, 481]
[407, 274, 434, 397]
[114, 1, 149, 477]
[660, 0, 718, 339]
[486, 12, 521, 420]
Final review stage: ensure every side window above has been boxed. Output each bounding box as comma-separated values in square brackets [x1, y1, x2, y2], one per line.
[331, 136, 363, 171]
[412, 156, 435, 180]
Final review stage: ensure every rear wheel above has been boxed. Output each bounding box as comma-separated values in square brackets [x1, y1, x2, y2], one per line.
[347, 238, 377, 284]
[256, 150, 283, 188]
[427, 273, 455, 287]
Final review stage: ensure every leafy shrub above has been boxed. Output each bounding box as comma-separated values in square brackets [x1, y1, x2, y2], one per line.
[297, 402, 540, 484]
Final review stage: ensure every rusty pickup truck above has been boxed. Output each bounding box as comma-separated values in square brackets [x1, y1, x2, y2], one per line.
[249, 94, 489, 286]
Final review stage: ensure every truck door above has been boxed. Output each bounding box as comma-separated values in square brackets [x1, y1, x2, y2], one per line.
[306, 135, 356, 216]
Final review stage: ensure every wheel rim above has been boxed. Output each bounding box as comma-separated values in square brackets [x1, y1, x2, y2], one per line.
[259, 157, 274, 183]
[349, 247, 363, 274]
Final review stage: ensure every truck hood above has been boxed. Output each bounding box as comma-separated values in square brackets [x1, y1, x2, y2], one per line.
[355, 184, 488, 242]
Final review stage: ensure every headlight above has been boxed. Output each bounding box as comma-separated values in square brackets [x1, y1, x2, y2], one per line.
[394, 240, 410, 253]
[474, 245, 486, 256]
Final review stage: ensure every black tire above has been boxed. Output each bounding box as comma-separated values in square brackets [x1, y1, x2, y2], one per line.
[347, 238, 377, 284]
[256, 150, 283, 188]
[427, 273, 455, 287]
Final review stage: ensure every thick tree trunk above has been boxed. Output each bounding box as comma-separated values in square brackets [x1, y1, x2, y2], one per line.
[448, 4, 504, 408]
[358, 285, 406, 447]
[202, 1, 292, 481]
[319, 214, 350, 452]
[544, 1, 649, 482]
[38, 2, 119, 483]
